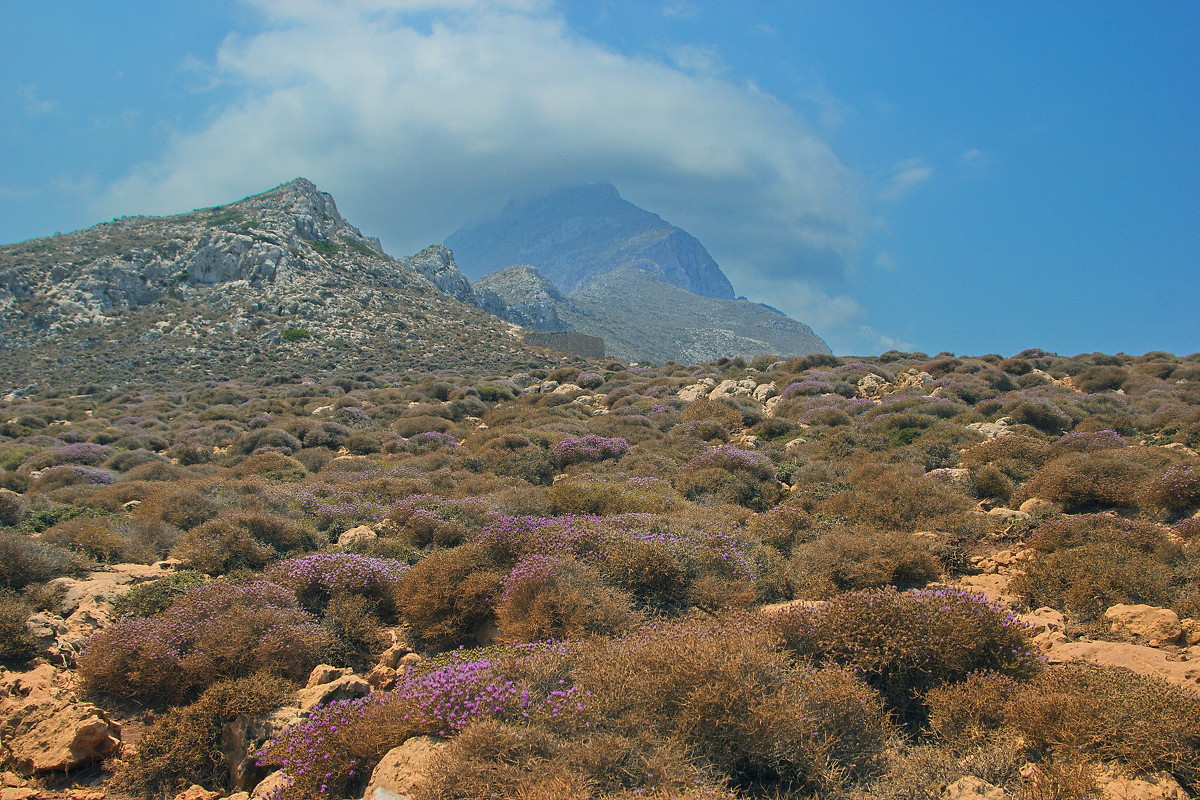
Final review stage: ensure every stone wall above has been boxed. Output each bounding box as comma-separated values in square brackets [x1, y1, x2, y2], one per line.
[522, 331, 605, 359]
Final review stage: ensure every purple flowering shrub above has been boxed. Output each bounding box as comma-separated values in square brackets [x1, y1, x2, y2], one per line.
[676, 445, 779, 511]
[78, 580, 333, 703]
[495, 553, 640, 642]
[1143, 462, 1200, 514]
[265, 552, 408, 618]
[1051, 428, 1127, 454]
[258, 648, 585, 800]
[18, 442, 115, 473]
[405, 430, 462, 454]
[551, 434, 630, 466]
[29, 464, 116, 493]
[773, 586, 1040, 722]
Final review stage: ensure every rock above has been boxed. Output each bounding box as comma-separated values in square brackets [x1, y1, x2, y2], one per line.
[1019, 607, 1069, 648]
[678, 379, 716, 403]
[0, 789, 39, 800]
[225, 794, 251, 800]
[1103, 604, 1183, 647]
[1181, 618, 1200, 647]
[752, 383, 778, 402]
[363, 736, 446, 800]
[305, 664, 352, 688]
[0, 665, 121, 774]
[294, 675, 370, 714]
[1043, 639, 1200, 696]
[250, 770, 291, 799]
[707, 379, 757, 400]
[1101, 776, 1190, 800]
[1018, 497, 1058, 515]
[377, 643, 413, 670]
[895, 369, 935, 391]
[367, 665, 398, 691]
[337, 525, 377, 548]
[784, 437, 807, 454]
[3, 702, 121, 773]
[172, 786, 220, 800]
[966, 417, 1014, 440]
[986, 507, 1030, 523]
[857, 374, 891, 398]
[955, 574, 1018, 606]
[222, 706, 305, 792]
[551, 383, 584, 395]
[398, 653, 423, 669]
[942, 776, 1006, 800]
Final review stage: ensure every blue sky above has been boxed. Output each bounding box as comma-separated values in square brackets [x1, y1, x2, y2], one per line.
[2, 0, 1196, 356]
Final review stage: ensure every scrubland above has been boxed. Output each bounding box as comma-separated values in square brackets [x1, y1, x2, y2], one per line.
[2, 348, 1200, 800]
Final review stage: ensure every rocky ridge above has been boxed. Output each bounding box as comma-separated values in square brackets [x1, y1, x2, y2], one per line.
[0, 180, 573, 386]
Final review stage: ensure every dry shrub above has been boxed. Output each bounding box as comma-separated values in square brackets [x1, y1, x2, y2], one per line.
[817, 464, 973, 531]
[773, 587, 1040, 723]
[138, 484, 222, 530]
[790, 528, 941, 598]
[573, 612, 893, 793]
[1009, 543, 1175, 620]
[1142, 462, 1200, 515]
[1026, 513, 1174, 555]
[113, 674, 291, 796]
[395, 543, 505, 649]
[747, 503, 811, 553]
[0, 590, 38, 663]
[173, 512, 316, 575]
[924, 670, 1022, 744]
[679, 399, 743, 432]
[960, 435, 1052, 475]
[230, 451, 307, 479]
[0, 488, 20, 526]
[598, 536, 698, 612]
[547, 475, 681, 515]
[1006, 664, 1200, 786]
[1020, 449, 1170, 512]
[496, 554, 640, 643]
[124, 459, 191, 482]
[0, 529, 85, 589]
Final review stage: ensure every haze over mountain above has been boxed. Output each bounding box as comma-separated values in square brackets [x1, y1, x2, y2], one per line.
[446, 182, 736, 299]
[445, 183, 831, 362]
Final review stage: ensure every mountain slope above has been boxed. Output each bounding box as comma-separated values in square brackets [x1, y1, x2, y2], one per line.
[0, 179, 570, 386]
[445, 182, 735, 299]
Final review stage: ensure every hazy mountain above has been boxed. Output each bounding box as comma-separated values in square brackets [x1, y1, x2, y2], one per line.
[0, 179, 571, 386]
[445, 182, 736, 299]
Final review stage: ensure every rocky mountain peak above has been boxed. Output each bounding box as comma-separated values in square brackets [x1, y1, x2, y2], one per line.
[445, 182, 736, 299]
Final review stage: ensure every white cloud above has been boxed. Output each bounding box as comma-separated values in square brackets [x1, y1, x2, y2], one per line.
[666, 44, 725, 78]
[93, 0, 868, 295]
[18, 84, 57, 116]
[90, 1, 907, 351]
[660, 1, 698, 19]
[877, 157, 932, 202]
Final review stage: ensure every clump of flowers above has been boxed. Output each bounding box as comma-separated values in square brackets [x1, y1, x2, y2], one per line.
[1143, 463, 1200, 513]
[257, 650, 584, 800]
[1052, 429, 1127, 453]
[552, 435, 630, 466]
[684, 445, 775, 479]
[77, 580, 333, 703]
[266, 552, 409, 616]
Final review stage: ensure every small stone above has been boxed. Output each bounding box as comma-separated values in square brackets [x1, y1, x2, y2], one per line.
[172, 786, 220, 800]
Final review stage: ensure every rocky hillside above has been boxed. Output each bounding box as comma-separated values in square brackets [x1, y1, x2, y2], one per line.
[0, 180, 575, 387]
[445, 182, 736, 299]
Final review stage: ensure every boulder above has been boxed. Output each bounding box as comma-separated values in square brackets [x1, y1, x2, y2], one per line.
[1103, 604, 1183, 647]
[222, 707, 305, 792]
[305, 664, 352, 688]
[363, 736, 446, 800]
[1018, 497, 1058, 515]
[337, 525, 377, 548]
[1019, 606, 1069, 649]
[1101, 776, 1190, 800]
[171, 786, 220, 800]
[250, 769, 291, 799]
[1043, 639, 1200, 696]
[0, 665, 121, 774]
[752, 383, 778, 402]
[857, 374, 890, 398]
[294, 675, 370, 714]
[967, 417, 1014, 440]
